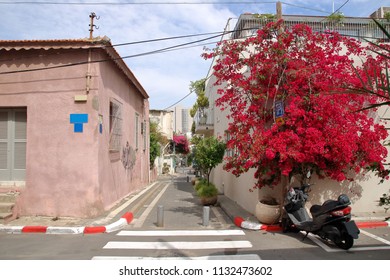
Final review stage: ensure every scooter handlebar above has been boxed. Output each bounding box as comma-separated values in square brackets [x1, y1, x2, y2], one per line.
[300, 183, 314, 193]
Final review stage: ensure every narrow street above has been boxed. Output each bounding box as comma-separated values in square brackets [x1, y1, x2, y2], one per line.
[1, 175, 389, 260]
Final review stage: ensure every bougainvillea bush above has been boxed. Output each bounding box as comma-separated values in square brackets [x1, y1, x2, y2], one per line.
[172, 135, 190, 155]
[203, 21, 389, 189]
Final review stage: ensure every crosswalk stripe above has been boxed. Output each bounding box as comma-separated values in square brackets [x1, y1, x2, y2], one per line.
[92, 254, 261, 260]
[116, 229, 245, 236]
[103, 240, 253, 250]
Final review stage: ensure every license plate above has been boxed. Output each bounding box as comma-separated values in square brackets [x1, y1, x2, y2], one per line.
[345, 221, 360, 239]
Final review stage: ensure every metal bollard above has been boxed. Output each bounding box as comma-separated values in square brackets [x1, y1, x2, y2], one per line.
[157, 205, 164, 227]
[203, 206, 210, 227]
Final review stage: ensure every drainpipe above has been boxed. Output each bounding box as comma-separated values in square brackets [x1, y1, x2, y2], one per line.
[86, 49, 92, 95]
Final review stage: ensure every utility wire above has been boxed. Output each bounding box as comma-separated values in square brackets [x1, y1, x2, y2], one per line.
[281, 2, 330, 15]
[319, 0, 350, 22]
[0, 30, 228, 64]
[0, 1, 277, 5]
[0, 29, 234, 75]
[163, 90, 194, 110]
[111, 31, 230, 47]
[0, 1, 338, 15]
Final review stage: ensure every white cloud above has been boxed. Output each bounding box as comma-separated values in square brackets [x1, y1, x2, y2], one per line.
[1, 0, 390, 109]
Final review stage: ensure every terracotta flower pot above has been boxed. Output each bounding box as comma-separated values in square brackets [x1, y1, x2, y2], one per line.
[255, 200, 281, 225]
[200, 195, 218, 206]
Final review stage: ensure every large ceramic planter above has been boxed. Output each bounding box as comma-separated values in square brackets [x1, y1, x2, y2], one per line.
[200, 196, 218, 206]
[191, 177, 198, 186]
[255, 201, 281, 225]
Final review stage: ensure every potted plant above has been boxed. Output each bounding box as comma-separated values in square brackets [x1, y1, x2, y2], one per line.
[255, 196, 281, 225]
[191, 136, 225, 205]
[196, 179, 218, 206]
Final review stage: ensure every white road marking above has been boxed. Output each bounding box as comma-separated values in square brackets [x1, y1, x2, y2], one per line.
[305, 232, 390, 252]
[132, 183, 169, 228]
[92, 254, 261, 260]
[94, 181, 159, 224]
[360, 229, 390, 246]
[103, 240, 253, 250]
[117, 229, 245, 236]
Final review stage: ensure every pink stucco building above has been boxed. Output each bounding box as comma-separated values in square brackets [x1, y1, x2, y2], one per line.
[0, 37, 150, 221]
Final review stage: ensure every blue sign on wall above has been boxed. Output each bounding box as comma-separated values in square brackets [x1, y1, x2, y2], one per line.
[275, 101, 285, 118]
[70, 114, 88, 133]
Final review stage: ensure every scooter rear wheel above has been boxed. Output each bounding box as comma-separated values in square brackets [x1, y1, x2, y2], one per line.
[334, 233, 354, 250]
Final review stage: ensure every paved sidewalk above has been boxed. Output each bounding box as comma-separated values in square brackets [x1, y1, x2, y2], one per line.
[1, 172, 389, 234]
[127, 175, 234, 230]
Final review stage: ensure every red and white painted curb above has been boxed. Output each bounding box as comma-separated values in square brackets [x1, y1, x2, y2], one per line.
[356, 220, 390, 229]
[0, 212, 133, 235]
[234, 216, 390, 231]
[234, 217, 282, 231]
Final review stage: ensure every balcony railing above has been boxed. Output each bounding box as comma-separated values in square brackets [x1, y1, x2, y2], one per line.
[230, 14, 390, 42]
[193, 108, 214, 136]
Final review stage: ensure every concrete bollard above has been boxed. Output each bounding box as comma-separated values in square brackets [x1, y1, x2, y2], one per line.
[157, 205, 164, 227]
[203, 206, 210, 227]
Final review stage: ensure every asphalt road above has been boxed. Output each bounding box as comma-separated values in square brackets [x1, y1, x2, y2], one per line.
[0, 219, 389, 260]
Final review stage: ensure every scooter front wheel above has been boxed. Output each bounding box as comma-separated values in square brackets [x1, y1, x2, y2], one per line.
[281, 217, 300, 233]
[334, 233, 354, 250]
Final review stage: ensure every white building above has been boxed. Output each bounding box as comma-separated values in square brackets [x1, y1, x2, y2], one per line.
[173, 106, 193, 135]
[149, 109, 174, 140]
[196, 7, 390, 217]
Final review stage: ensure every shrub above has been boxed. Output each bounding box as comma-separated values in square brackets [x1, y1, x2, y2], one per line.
[196, 181, 218, 198]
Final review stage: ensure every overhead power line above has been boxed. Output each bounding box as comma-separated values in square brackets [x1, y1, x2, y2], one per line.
[0, 30, 228, 64]
[163, 90, 194, 110]
[0, 1, 277, 5]
[112, 30, 230, 47]
[0, 29, 234, 75]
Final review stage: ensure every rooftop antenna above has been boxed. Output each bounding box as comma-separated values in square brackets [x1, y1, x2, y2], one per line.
[89, 12, 100, 40]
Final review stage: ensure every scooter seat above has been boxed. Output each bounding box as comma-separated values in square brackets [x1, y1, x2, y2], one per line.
[310, 200, 340, 217]
[310, 205, 321, 214]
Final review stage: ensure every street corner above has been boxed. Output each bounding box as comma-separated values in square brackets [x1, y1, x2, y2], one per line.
[0, 212, 134, 235]
[234, 216, 282, 231]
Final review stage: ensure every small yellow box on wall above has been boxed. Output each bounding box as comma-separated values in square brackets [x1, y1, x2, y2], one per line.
[74, 95, 88, 102]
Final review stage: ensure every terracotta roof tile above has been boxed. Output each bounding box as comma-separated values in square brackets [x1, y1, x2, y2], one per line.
[0, 37, 149, 99]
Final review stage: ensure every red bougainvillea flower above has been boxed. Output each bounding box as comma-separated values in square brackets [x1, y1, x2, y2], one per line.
[203, 21, 389, 188]
[173, 135, 190, 154]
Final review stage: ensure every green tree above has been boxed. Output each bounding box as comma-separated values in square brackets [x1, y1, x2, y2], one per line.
[149, 121, 168, 169]
[194, 136, 226, 185]
[190, 78, 209, 118]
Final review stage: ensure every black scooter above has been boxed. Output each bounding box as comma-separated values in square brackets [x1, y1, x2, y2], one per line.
[281, 175, 360, 250]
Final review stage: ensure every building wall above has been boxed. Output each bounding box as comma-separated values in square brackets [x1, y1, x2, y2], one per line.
[173, 106, 192, 134]
[207, 37, 390, 217]
[0, 47, 150, 218]
[370, 7, 390, 18]
[96, 50, 150, 213]
[150, 109, 174, 139]
[0, 48, 101, 217]
[211, 86, 390, 217]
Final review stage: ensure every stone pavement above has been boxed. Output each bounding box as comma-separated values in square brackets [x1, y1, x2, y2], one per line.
[0, 172, 389, 234]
